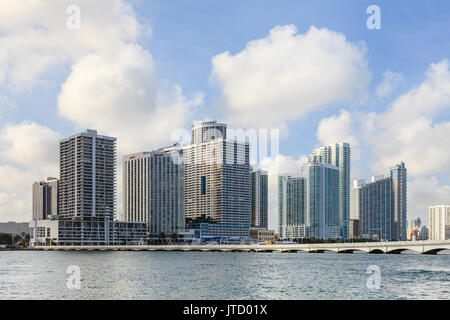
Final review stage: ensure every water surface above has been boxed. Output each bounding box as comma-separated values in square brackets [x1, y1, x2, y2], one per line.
[0, 251, 449, 299]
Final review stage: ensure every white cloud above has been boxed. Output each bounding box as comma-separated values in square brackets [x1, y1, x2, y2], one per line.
[0, 0, 143, 92]
[211, 25, 371, 129]
[373, 60, 450, 175]
[317, 110, 360, 155]
[318, 60, 450, 177]
[0, 95, 17, 113]
[0, 122, 60, 222]
[408, 176, 450, 223]
[58, 44, 203, 154]
[317, 60, 450, 222]
[376, 70, 403, 98]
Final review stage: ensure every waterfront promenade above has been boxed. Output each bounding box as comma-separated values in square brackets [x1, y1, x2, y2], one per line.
[33, 240, 450, 254]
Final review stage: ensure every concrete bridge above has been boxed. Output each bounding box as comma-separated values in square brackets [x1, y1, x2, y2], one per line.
[34, 240, 450, 255]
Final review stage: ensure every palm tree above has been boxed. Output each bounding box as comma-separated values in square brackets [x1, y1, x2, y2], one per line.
[170, 233, 178, 244]
[158, 232, 166, 245]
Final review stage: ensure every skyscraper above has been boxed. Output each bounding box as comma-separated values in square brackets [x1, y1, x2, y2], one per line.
[407, 217, 422, 240]
[429, 205, 450, 240]
[303, 162, 340, 240]
[278, 174, 306, 239]
[59, 129, 116, 220]
[251, 169, 268, 229]
[351, 176, 395, 240]
[32, 177, 58, 220]
[123, 146, 185, 240]
[309, 143, 350, 238]
[30, 130, 147, 246]
[184, 120, 251, 240]
[390, 162, 407, 240]
[191, 120, 227, 144]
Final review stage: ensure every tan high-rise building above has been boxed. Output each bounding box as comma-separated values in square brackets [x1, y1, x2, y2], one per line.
[184, 121, 251, 239]
[32, 177, 58, 220]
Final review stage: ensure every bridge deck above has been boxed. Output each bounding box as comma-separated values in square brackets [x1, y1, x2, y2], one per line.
[34, 240, 450, 254]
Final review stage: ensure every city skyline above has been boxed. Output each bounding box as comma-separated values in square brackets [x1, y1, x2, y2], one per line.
[28, 124, 417, 242]
[0, 1, 449, 230]
[4, 121, 445, 232]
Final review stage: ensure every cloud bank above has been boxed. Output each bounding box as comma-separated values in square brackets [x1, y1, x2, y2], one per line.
[211, 25, 371, 129]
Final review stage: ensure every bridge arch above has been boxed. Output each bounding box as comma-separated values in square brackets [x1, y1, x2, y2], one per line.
[368, 249, 385, 254]
[309, 249, 338, 254]
[338, 249, 368, 254]
[423, 248, 447, 255]
[386, 248, 421, 254]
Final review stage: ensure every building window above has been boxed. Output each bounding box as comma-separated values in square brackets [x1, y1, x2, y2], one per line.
[201, 176, 206, 195]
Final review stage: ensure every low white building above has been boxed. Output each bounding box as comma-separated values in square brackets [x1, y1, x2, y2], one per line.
[282, 224, 307, 239]
[29, 218, 148, 246]
[429, 205, 450, 240]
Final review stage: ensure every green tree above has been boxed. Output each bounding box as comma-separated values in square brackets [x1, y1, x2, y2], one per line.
[170, 233, 178, 244]
[0, 233, 13, 245]
[158, 232, 166, 245]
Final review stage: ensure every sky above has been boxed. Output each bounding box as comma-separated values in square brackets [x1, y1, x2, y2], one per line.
[0, 0, 449, 230]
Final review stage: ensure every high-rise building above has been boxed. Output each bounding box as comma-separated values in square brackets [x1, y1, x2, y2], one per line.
[349, 219, 360, 239]
[123, 146, 185, 240]
[351, 176, 395, 241]
[278, 174, 306, 239]
[391, 162, 407, 240]
[303, 162, 340, 240]
[30, 129, 147, 246]
[417, 225, 429, 240]
[408, 217, 422, 230]
[191, 120, 227, 144]
[350, 162, 407, 241]
[251, 169, 268, 229]
[32, 177, 58, 220]
[429, 205, 450, 240]
[309, 143, 350, 238]
[184, 121, 251, 240]
[407, 217, 422, 240]
[59, 129, 116, 220]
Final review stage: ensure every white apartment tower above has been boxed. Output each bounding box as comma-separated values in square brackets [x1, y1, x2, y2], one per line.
[123, 146, 185, 239]
[59, 129, 116, 220]
[429, 205, 450, 240]
[278, 174, 307, 239]
[303, 162, 340, 240]
[309, 143, 351, 238]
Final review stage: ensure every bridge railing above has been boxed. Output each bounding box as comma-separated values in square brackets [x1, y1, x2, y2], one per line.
[34, 240, 450, 250]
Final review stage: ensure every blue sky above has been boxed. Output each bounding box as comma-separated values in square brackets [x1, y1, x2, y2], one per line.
[0, 0, 449, 227]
